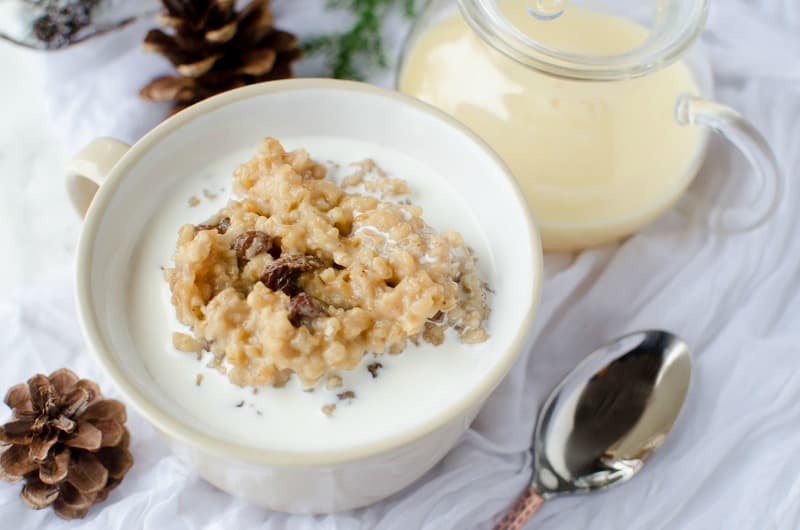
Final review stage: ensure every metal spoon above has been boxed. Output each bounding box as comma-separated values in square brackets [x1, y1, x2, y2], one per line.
[494, 330, 692, 530]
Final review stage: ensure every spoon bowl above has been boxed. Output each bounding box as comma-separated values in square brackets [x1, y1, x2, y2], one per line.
[494, 330, 691, 529]
[534, 330, 692, 496]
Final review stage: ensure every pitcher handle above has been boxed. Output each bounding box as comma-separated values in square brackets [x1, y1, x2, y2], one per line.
[675, 94, 782, 232]
[65, 138, 131, 217]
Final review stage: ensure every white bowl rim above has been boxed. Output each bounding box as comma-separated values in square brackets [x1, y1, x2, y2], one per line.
[75, 78, 543, 467]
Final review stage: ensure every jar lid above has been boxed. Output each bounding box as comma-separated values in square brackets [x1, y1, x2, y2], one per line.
[457, 0, 709, 81]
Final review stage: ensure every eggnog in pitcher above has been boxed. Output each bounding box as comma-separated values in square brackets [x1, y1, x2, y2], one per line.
[400, 4, 706, 251]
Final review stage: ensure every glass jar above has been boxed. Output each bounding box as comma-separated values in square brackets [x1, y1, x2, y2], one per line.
[398, 0, 781, 251]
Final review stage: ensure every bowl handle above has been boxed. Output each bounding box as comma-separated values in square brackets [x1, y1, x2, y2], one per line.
[66, 138, 131, 218]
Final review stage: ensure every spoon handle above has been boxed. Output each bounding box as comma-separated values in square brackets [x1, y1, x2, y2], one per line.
[493, 486, 545, 530]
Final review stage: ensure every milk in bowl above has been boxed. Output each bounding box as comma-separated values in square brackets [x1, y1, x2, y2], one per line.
[128, 136, 500, 451]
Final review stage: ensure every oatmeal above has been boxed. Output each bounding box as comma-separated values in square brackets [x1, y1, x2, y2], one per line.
[165, 138, 489, 388]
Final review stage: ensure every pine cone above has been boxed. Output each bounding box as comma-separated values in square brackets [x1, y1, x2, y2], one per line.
[0, 369, 133, 520]
[140, 0, 302, 115]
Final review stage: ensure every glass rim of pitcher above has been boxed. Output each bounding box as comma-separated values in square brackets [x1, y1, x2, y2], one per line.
[457, 0, 710, 81]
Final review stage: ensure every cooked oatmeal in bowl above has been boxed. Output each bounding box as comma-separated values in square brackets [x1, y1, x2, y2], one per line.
[72, 80, 540, 513]
[165, 138, 490, 389]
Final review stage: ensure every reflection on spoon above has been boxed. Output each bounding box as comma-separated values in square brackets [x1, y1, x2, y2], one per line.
[494, 330, 692, 529]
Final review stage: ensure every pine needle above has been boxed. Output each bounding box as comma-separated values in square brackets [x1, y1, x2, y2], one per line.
[302, 0, 419, 81]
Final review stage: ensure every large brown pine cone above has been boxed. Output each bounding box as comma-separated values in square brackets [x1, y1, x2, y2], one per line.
[140, 0, 302, 115]
[0, 369, 133, 520]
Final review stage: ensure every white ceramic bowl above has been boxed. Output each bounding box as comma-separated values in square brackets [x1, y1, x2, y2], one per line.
[68, 79, 542, 513]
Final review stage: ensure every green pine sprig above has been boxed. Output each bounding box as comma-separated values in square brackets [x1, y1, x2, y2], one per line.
[302, 0, 418, 81]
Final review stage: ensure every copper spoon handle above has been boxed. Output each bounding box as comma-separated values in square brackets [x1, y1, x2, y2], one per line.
[493, 486, 546, 530]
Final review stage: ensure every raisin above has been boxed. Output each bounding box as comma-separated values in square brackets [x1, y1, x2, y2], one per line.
[428, 311, 445, 323]
[267, 237, 282, 259]
[288, 293, 328, 327]
[261, 255, 323, 296]
[196, 217, 230, 234]
[337, 390, 356, 401]
[233, 231, 273, 267]
[367, 362, 383, 379]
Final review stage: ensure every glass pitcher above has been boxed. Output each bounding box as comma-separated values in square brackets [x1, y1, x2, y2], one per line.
[397, 0, 782, 252]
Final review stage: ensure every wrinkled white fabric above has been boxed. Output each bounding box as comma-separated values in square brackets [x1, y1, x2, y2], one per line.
[3, 0, 800, 528]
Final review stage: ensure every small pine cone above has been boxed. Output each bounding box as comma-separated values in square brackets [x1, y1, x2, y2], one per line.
[0, 369, 133, 520]
[140, 0, 302, 115]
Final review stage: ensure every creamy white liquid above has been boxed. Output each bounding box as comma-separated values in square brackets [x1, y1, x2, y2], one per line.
[400, 5, 706, 251]
[128, 137, 498, 452]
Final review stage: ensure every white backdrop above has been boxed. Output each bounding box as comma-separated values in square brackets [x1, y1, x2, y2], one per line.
[2, 0, 800, 528]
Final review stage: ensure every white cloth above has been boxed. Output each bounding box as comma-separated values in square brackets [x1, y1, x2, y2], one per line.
[3, 0, 800, 528]
[42, 0, 410, 154]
